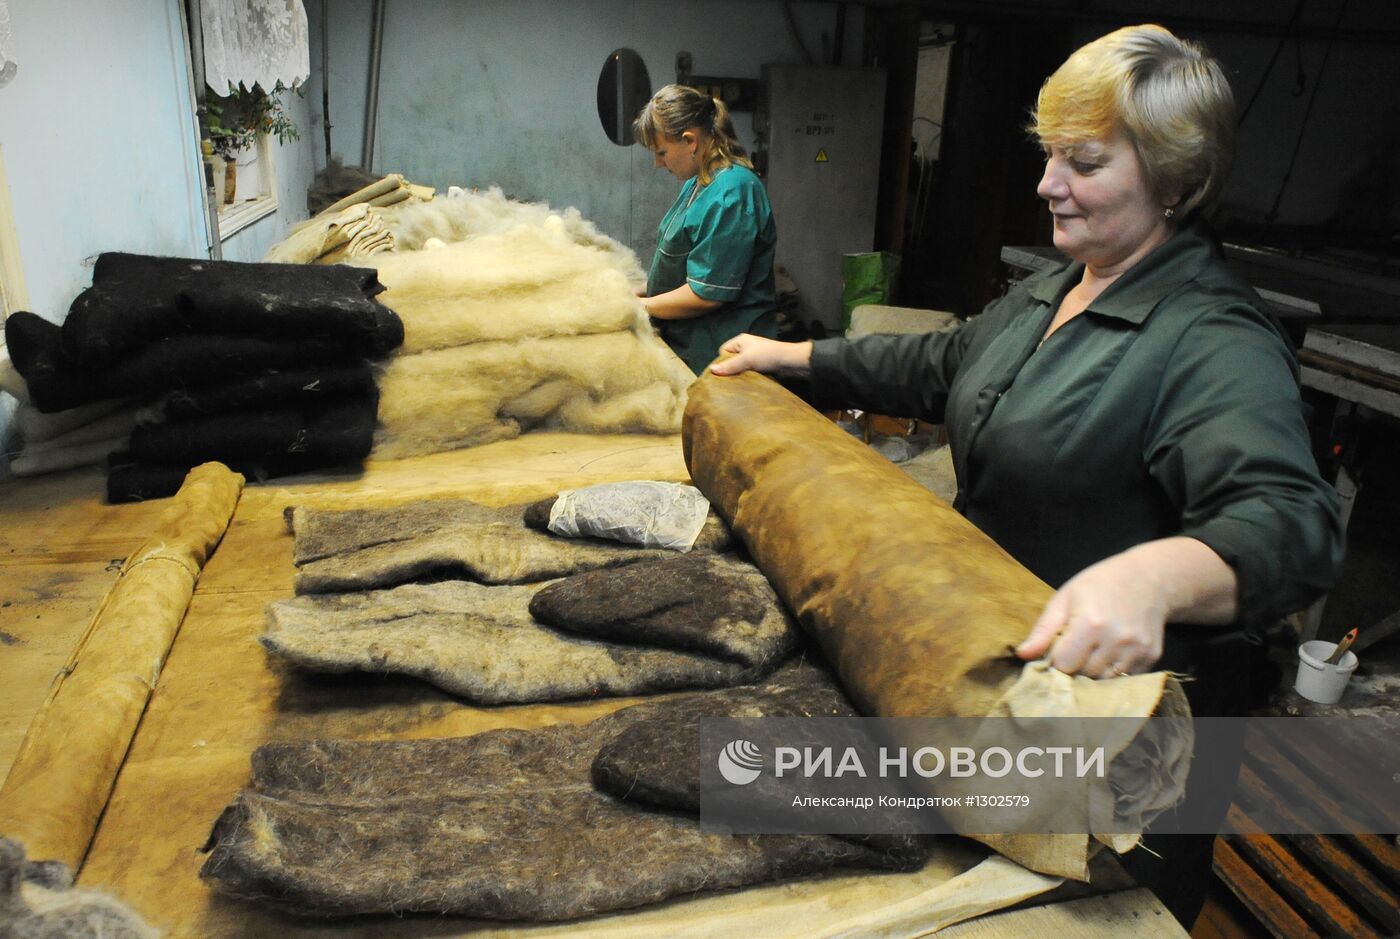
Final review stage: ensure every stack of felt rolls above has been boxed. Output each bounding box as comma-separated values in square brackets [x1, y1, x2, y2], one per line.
[3, 252, 402, 501]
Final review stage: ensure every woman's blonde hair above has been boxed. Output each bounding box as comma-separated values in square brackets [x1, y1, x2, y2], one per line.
[1029, 24, 1235, 222]
[633, 83, 753, 186]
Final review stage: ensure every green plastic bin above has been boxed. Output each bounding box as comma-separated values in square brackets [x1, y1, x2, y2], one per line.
[841, 252, 901, 331]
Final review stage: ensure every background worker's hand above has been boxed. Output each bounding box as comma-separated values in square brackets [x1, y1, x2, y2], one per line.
[1014, 551, 1168, 678]
[710, 335, 813, 377]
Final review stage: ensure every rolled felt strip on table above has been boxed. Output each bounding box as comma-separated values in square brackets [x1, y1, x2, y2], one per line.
[0, 462, 244, 873]
[682, 371, 1191, 880]
[313, 173, 405, 219]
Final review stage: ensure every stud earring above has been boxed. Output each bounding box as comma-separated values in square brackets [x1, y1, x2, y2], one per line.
[1163, 207, 1176, 220]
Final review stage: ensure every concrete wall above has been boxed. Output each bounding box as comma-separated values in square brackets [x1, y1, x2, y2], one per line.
[306, 0, 863, 263]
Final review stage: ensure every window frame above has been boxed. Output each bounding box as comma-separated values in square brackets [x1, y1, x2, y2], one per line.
[0, 142, 27, 333]
[214, 130, 279, 240]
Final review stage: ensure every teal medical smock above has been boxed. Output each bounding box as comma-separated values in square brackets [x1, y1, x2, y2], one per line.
[647, 164, 777, 374]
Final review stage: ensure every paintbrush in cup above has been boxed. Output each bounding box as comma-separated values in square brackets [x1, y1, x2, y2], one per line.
[1325, 628, 1358, 665]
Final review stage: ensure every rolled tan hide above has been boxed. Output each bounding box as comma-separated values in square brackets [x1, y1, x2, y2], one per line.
[0, 462, 243, 873]
[315, 173, 405, 219]
[683, 372, 1191, 880]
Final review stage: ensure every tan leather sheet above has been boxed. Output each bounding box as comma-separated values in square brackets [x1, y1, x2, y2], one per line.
[683, 373, 1191, 880]
[0, 463, 244, 871]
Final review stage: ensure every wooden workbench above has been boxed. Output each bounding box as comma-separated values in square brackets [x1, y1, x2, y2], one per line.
[0, 432, 1184, 937]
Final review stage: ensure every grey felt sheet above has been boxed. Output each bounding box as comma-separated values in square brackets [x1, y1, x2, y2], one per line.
[262, 578, 765, 703]
[0, 837, 157, 938]
[288, 499, 733, 594]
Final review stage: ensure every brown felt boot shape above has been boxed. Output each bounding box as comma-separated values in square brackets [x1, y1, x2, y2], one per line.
[200, 694, 907, 921]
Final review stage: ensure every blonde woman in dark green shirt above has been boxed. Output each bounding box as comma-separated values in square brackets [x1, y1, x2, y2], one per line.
[713, 25, 1344, 927]
[634, 85, 778, 374]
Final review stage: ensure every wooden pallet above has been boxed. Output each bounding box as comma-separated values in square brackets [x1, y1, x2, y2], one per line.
[1212, 721, 1400, 937]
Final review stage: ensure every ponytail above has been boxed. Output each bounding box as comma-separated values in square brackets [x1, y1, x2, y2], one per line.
[633, 83, 753, 185]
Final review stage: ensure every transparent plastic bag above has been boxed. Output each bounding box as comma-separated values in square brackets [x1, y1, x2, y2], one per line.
[548, 481, 711, 551]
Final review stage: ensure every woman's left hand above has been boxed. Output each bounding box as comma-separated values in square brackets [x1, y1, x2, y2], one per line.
[1014, 551, 1168, 678]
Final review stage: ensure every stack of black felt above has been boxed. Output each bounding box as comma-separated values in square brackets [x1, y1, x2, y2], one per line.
[2, 253, 402, 502]
[108, 363, 381, 503]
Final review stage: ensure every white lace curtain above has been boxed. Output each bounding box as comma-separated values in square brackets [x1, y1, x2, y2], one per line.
[0, 0, 17, 90]
[201, 0, 310, 94]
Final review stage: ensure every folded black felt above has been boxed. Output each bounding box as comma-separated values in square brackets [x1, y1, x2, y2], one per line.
[108, 392, 378, 503]
[175, 282, 401, 357]
[105, 456, 190, 504]
[161, 363, 377, 419]
[106, 449, 366, 504]
[104, 335, 357, 398]
[10, 248, 401, 411]
[4, 312, 111, 412]
[64, 253, 395, 366]
[6, 314, 372, 413]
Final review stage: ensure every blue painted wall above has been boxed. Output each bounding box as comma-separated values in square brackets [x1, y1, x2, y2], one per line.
[0, 0, 207, 322]
[307, 0, 863, 263]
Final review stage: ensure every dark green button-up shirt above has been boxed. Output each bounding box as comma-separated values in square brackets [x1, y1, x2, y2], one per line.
[811, 224, 1344, 629]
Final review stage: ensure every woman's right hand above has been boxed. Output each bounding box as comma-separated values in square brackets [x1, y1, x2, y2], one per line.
[710, 335, 813, 377]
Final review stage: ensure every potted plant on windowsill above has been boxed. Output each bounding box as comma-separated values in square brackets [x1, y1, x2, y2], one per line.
[206, 81, 300, 206]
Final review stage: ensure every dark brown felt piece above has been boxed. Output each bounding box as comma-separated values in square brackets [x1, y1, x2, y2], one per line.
[290, 500, 731, 594]
[528, 554, 799, 668]
[200, 704, 905, 921]
[521, 496, 554, 530]
[591, 663, 853, 811]
[590, 663, 928, 867]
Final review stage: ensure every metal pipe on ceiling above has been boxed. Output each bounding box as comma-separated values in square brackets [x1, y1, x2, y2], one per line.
[362, 0, 386, 172]
[321, 0, 332, 167]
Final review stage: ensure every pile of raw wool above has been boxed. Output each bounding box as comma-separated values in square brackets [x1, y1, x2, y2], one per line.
[349, 188, 691, 458]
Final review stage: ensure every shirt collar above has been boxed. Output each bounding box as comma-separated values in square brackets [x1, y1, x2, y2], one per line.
[1023, 223, 1218, 325]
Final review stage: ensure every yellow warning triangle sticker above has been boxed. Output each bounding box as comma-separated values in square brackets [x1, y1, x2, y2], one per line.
[815, 149, 829, 163]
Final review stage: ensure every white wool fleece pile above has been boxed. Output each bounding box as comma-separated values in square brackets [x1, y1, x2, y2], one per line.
[367, 227, 643, 354]
[381, 186, 646, 285]
[361, 188, 693, 460]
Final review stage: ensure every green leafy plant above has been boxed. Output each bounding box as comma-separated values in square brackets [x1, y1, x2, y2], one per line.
[206, 81, 301, 160]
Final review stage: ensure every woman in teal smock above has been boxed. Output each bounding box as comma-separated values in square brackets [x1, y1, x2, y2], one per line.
[633, 84, 777, 374]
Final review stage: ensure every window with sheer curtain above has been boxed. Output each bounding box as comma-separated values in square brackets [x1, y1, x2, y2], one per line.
[199, 0, 310, 237]
[200, 0, 309, 96]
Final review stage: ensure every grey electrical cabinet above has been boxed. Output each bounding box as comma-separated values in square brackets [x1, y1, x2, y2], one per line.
[758, 66, 886, 331]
